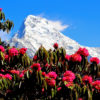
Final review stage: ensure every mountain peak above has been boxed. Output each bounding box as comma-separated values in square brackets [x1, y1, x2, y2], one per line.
[10, 15, 100, 58]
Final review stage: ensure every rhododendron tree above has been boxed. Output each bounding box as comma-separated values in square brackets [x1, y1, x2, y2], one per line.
[90, 57, 100, 79]
[0, 42, 100, 100]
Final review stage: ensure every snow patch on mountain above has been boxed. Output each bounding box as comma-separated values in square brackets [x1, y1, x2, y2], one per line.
[10, 15, 100, 58]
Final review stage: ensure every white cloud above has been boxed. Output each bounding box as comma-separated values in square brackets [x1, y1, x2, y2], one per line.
[48, 20, 69, 31]
[0, 31, 11, 41]
[37, 14, 69, 31]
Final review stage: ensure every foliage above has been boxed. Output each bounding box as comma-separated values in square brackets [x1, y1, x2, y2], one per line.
[0, 8, 14, 33]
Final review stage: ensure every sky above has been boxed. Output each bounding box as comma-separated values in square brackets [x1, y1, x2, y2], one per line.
[0, 0, 100, 47]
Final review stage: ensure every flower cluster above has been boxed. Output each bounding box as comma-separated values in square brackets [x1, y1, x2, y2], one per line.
[45, 63, 50, 68]
[31, 63, 41, 71]
[0, 8, 2, 11]
[62, 71, 75, 82]
[82, 75, 92, 84]
[0, 45, 5, 52]
[42, 72, 46, 76]
[0, 73, 12, 80]
[76, 47, 89, 57]
[4, 54, 9, 61]
[62, 71, 75, 88]
[10, 70, 20, 75]
[46, 78, 56, 87]
[70, 53, 82, 62]
[46, 71, 57, 80]
[45, 71, 57, 87]
[33, 55, 37, 61]
[90, 57, 100, 64]
[53, 43, 58, 49]
[19, 48, 27, 55]
[19, 73, 24, 78]
[9, 48, 18, 57]
[92, 80, 100, 91]
[65, 54, 70, 61]
[57, 87, 62, 92]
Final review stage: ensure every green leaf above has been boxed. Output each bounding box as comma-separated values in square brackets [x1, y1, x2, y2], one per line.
[83, 85, 87, 95]
[43, 79, 47, 90]
[58, 62, 61, 68]
[51, 88, 55, 98]
[88, 89, 92, 100]
[26, 71, 29, 79]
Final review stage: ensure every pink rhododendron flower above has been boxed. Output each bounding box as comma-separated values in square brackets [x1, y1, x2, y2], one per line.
[45, 63, 50, 68]
[4, 54, 9, 61]
[19, 48, 27, 55]
[1, 69, 5, 72]
[57, 87, 62, 91]
[42, 72, 46, 76]
[42, 88, 44, 92]
[90, 57, 100, 64]
[70, 53, 82, 62]
[65, 54, 70, 61]
[0, 8, 2, 11]
[10, 70, 20, 75]
[82, 75, 92, 84]
[78, 98, 83, 100]
[22, 70, 27, 74]
[4, 74, 12, 80]
[31, 63, 41, 71]
[65, 82, 73, 87]
[0, 74, 12, 80]
[19, 73, 24, 78]
[92, 80, 100, 86]
[9, 48, 18, 56]
[48, 79, 56, 87]
[53, 43, 58, 49]
[0, 45, 5, 52]
[92, 80, 100, 91]
[33, 55, 37, 61]
[63, 71, 75, 80]
[76, 48, 89, 57]
[0, 73, 4, 77]
[63, 71, 75, 82]
[47, 71, 57, 79]
[62, 76, 74, 82]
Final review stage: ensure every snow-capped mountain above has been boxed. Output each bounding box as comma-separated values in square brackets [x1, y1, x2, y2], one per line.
[10, 15, 100, 58]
